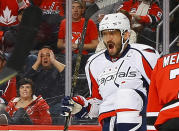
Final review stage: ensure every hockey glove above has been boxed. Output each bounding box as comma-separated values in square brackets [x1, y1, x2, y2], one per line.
[61, 96, 88, 118]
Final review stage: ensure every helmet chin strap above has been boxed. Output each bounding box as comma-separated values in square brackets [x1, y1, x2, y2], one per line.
[119, 32, 130, 54]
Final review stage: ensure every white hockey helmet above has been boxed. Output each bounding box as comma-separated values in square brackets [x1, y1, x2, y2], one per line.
[99, 13, 130, 34]
[99, 13, 131, 54]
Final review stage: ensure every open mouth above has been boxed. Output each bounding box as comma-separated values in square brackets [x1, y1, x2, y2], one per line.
[109, 43, 114, 49]
[73, 13, 79, 17]
[23, 92, 27, 95]
[44, 60, 48, 64]
[108, 43, 115, 50]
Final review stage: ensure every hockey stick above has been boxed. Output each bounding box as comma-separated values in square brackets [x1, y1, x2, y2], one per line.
[0, 6, 43, 85]
[63, 3, 99, 131]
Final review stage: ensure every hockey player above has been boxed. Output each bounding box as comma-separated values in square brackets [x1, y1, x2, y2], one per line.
[61, 12, 159, 131]
[147, 52, 179, 131]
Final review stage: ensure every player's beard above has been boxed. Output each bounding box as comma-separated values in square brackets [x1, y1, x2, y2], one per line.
[104, 40, 122, 58]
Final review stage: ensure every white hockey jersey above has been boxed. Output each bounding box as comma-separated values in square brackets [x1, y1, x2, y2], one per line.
[85, 43, 159, 123]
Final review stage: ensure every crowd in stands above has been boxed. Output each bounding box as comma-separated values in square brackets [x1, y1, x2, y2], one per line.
[0, 0, 178, 127]
[24, 46, 65, 125]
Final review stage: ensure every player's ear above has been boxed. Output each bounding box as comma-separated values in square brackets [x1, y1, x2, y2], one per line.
[123, 31, 130, 41]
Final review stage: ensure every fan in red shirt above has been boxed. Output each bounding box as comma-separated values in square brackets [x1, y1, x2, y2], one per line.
[57, 0, 98, 55]
[0, 0, 30, 27]
[117, 0, 162, 48]
[118, 0, 162, 32]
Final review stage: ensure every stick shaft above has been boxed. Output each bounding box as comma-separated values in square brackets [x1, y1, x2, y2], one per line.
[64, 20, 88, 131]
[63, 4, 99, 130]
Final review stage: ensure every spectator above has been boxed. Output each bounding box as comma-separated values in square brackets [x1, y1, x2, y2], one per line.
[82, 0, 123, 26]
[118, 0, 162, 48]
[0, 51, 17, 105]
[57, 0, 98, 73]
[0, 0, 30, 30]
[2, 8, 24, 53]
[0, 78, 52, 125]
[61, 13, 159, 131]
[0, 50, 36, 106]
[2, 8, 38, 74]
[82, 0, 121, 9]
[31, 0, 65, 52]
[147, 52, 179, 131]
[25, 46, 65, 125]
[0, 0, 30, 51]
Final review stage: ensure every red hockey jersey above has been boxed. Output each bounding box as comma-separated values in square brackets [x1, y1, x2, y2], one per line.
[0, 0, 29, 26]
[147, 52, 179, 131]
